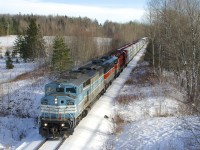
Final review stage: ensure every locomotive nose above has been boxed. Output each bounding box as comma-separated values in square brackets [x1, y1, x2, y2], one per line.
[41, 95, 60, 106]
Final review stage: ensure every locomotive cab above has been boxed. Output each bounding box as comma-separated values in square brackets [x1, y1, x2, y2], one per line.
[45, 83, 78, 97]
[39, 82, 78, 138]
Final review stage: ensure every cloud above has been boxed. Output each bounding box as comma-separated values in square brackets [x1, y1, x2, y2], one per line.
[1, 0, 145, 23]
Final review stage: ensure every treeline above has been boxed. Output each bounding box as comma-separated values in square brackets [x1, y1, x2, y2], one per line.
[0, 14, 146, 70]
[146, 0, 200, 112]
[0, 14, 145, 43]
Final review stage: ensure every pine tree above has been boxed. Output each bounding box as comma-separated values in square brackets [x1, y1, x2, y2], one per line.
[36, 24, 46, 58]
[16, 58, 19, 63]
[51, 36, 72, 72]
[25, 18, 46, 60]
[13, 35, 25, 57]
[6, 51, 14, 69]
[5, 50, 10, 57]
[12, 17, 46, 62]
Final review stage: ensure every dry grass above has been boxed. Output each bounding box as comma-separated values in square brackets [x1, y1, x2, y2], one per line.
[116, 95, 139, 105]
[137, 71, 158, 85]
[125, 77, 134, 85]
[112, 113, 125, 135]
[130, 66, 159, 86]
[12, 66, 50, 82]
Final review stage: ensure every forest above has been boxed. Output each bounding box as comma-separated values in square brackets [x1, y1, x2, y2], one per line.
[146, 0, 200, 113]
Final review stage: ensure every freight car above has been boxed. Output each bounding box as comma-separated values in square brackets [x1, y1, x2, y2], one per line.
[39, 38, 147, 138]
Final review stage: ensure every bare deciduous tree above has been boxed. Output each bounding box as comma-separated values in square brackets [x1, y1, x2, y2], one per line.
[146, 0, 200, 112]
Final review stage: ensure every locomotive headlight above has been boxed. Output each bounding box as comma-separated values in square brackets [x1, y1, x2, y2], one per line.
[55, 98, 58, 104]
[44, 123, 48, 127]
[61, 123, 65, 127]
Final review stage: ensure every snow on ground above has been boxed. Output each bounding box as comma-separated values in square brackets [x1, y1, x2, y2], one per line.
[105, 61, 200, 149]
[114, 116, 200, 150]
[0, 59, 39, 84]
[0, 35, 16, 51]
[0, 116, 36, 148]
[0, 37, 48, 149]
[0, 35, 45, 149]
[0, 50, 49, 148]
[0, 35, 42, 84]
[0, 75, 49, 148]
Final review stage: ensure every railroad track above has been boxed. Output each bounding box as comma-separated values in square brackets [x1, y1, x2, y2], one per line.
[35, 137, 66, 150]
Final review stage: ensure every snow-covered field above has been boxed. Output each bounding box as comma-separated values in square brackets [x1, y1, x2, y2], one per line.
[0, 36, 49, 149]
[0, 76, 49, 149]
[104, 62, 200, 149]
[0, 59, 40, 84]
[111, 116, 200, 150]
[0, 36, 199, 150]
[0, 35, 43, 84]
[0, 35, 16, 52]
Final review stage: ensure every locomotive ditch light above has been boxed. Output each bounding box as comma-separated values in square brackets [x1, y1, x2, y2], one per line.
[61, 123, 65, 127]
[55, 98, 58, 104]
[44, 123, 48, 127]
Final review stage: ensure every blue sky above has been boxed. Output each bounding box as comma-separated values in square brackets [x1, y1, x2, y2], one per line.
[1, 0, 147, 23]
[42, 0, 147, 8]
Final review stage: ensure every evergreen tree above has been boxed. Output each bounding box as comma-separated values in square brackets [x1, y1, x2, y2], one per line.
[5, 50, 10, 57]
[6, 51, 14, 69]
[25, 18, 46, 60]
[51, 36, 72, 72]
[13, 35, 25, 57]
[13, 17, 46, 62]
[13, 35, 29, 62]
[16, 58, 19, 64]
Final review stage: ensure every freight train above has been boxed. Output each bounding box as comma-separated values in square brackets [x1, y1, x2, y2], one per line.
[39, 38, 147, 138]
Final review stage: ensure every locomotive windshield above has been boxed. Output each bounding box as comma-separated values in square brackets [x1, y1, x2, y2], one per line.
[45, 83, 77, 99]
[56, 88, 64, 92]
[66, 87, 76, 93]
[65, 85, 77, 99]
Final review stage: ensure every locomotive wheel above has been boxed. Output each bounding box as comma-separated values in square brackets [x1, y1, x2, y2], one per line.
[101, 89, 106, 95]
[76, 117, 81, 125]
[82, 110, 88, 118]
